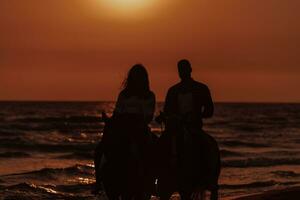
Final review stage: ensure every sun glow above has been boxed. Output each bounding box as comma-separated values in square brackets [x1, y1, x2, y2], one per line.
[105, 0, 151, 9]
[96, 0, 157, 19]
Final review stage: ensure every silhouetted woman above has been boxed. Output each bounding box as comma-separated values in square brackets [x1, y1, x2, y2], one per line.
[100, 64, 156, 200]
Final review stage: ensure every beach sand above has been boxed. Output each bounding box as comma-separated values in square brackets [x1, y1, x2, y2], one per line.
[233, 187, 300, 200]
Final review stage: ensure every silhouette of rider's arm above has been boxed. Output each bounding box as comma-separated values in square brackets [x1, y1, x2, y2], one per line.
[164, 87, 177, 117]
[201, 85, 214, 118]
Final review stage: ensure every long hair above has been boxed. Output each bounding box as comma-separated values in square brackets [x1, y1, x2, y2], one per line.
[122, 64, 150, 97]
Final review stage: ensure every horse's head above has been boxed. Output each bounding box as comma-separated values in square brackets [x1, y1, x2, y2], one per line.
[101, 111, 110, 124]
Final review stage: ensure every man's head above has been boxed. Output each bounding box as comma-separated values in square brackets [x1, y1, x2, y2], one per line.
[177, 59, 192, 81]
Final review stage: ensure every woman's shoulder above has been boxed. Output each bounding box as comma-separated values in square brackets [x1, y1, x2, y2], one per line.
[148, 90, 155, 97]
[145, 90, 155, 101]
[118, 89, 127, 97]
[116, 90, 126, 101]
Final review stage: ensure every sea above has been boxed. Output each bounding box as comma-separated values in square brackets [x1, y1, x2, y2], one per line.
[0, 102, 300, 199]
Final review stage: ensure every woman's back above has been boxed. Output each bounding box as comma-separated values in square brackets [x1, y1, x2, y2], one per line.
[114, 90, 155, 125]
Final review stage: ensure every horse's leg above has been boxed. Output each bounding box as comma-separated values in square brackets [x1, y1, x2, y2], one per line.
[210, 146, 220, 200]
[106, 192, 120, 200]
[105, 178, 121, 200]
[200, 191, 205, 200]
[190, 190, 205, 200]
[210, 189, 218, 200]
[205, 133, 220, 200]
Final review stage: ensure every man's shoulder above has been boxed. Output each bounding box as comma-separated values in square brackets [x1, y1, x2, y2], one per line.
[167, 83, 182, 93]
[167, 80, 210, 94]
[192, 80, 209, 90]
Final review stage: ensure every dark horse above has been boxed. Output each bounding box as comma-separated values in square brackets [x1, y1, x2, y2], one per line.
[94, 112, 220, 200]
[93, 113, 157, 199]
[154, 113, 221, 200]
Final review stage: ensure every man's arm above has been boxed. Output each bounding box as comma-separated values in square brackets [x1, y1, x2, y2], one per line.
[163, 88, 174, 116]
[202, 86, 214, 118]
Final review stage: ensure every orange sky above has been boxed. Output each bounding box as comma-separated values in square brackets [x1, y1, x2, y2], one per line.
[1, 0, 299, 102]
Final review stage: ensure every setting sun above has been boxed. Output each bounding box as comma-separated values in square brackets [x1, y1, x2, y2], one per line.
[100, 0, 155, 11]
[104, 0, 151, 8]
[96, 0, 157, 19]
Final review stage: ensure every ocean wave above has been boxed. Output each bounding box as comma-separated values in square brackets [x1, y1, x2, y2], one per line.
[13, 116, 102, 124]
[220, 149, 243, 158]
[0, 130, 27, 136]
[56, 152, 94, 160]
[0, 182, 97, 200]
[0, 122, 103, 133]
[206, 120, 231, 126]
[220, 180, 300, 189]
[51, 183, 95, 194]
[0, 152, 31, 158]
[3, 164, 95, 178]
[271, 170, 300, 178]
[262, 150, 300, 157]
[232, 124, 264, 132]
[295, 139, 300, 144]
[221, 140, 270, 148]
[0, 138, 97, 152]
[221, 150, 300, 159]
[0, 137, 27, 145]
[4, 182, 94, 193]
[222, 158, 300, 168]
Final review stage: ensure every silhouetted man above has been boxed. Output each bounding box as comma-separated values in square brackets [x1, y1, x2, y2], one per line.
[164, 59, 214, 200]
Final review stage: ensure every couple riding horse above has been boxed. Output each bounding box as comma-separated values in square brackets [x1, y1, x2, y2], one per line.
[93, 60, 220, 200]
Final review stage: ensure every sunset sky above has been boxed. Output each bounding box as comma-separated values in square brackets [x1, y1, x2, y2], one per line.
[1, 0, 299, 102]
